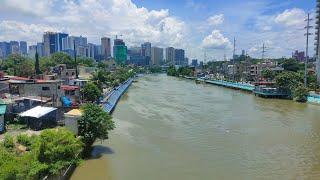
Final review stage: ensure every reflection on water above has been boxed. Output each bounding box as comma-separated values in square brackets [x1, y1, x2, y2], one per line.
[71, 74, 320, 180]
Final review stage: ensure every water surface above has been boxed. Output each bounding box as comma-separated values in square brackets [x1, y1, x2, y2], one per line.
[71, 74, 320, 180]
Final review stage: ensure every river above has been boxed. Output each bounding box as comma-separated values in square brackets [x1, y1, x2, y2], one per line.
[71, 74, 320, 180]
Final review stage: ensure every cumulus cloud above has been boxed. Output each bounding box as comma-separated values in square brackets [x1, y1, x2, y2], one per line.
[0, 0, 55, 17]
[0, 0, 187, 48]
[202, 30, 231, 50]
[207, 14, 224, 26]
[274, 8, 306, 27]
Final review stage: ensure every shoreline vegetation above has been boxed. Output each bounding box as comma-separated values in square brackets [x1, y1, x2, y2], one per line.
[167, 65, 319, 103]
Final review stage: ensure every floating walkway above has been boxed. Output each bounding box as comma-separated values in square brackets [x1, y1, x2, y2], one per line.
[102, 78, 133, 114]
[205, 80, 254, 92]
[307, 94, 320, 104]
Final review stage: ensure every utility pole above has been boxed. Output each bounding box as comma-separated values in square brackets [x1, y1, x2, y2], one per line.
[233, 37, 236, 81]
[73, 40, 78, 79]
[304, 13, 313, 87]
[262, 43, 266, 62]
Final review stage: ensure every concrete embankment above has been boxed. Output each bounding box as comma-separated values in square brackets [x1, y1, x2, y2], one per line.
[102, 78, 134, 114]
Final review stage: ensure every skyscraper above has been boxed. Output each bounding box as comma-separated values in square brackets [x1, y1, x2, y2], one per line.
[43, 32, 57, 56]
[316, 0, 320, 83]
[62, 36, 88, 57]
[141, 42, 151, 65]
[113, 39, 127, 65]
[10, 41, 20, 54]
[55, 33, 68, 52]
[151, 47, 163, 66]
[28, 45, 37, 58]
[165, 47, 175, 65]
[0, 42, 11, 58]
[174, 49, 185, 65]
[20, 41, 27, 55]
[87, 43, 95, 60]
[101, 37, 111, 60]
[37, 43, 45, 57]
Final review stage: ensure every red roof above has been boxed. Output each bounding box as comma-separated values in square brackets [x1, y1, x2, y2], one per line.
[61, 85, 80, 91]
[10, 76, 30, 81]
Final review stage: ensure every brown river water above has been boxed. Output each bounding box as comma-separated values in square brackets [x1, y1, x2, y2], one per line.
[71, 74, 320, 180]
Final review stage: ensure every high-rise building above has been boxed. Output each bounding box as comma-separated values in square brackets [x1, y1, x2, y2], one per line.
[37, 43, 45, 57]
[174, 49, 185, 65]
[10, 41, 20, 54]
[62, 36, 88, 57]
[113, 39, 127, 65]
[191, 59, 198, 66]
[55, 33, 68, 52]
[28, 45, 37, 58]
[94, 45, 103, 62]
[141, 42, 151, 65]
[0, 42, 11, 58]
[128, 47, 146, 66]
[87, 43, 95, 60]
[165, 47, 175, 65]
[20, 41, 27, 55]
[151, 47, 163, 66]
[316, 0, 320, 83]
[101, 37, 111, 60]
[43, 32, 57, 56]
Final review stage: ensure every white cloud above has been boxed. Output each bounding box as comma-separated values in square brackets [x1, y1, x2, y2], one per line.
[0, 0, 55, 17]
[0, 21, 59, 43]
[186, 0, 206, 11]
[274, 8, 306, 27]
[202, 30, 231, 50]
[0, 0, 188, 49]
[207, 14, 224, 26]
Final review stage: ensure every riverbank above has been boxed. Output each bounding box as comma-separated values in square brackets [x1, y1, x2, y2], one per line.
[184, 76, 320, 105]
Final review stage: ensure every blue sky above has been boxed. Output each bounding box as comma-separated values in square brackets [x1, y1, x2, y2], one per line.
[0, 0, 316, 60]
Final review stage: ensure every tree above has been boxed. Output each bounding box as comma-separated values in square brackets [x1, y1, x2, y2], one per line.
[293, 86, 309, 102]
[77, 57, 95, 67]
[281, 59, 303, 72]
[38, 128, 83, 175]
[275, 71, 303, 91]
[78, 104, 115, 153]
[50, 52, 74, 68]
[261, 69, 275, 80]
[40, 57, 56, 74]
[3, 54, 34, 77]
[81, 82, 102, 102]
[167, 66, 177, 76]
[35, 50, 41, 75]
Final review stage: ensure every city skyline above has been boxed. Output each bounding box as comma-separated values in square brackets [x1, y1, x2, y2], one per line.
[0, 0, 316, 60]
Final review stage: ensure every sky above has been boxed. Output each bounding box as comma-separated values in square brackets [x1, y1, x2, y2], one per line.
[0, 0, 316, 61]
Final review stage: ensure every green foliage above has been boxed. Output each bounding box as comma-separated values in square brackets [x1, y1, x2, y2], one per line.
[40, 57, 56, 74]
[293, 86, 309, 103]
[2, 54, 34, 77]
[77, 57, 95, 67]
[38, 128, 83, 175]
[91, 67, 134, 88]
[275, 71, 303, 91]
[3, 135, 14, 151]
[78, 103, 115, 148]
[149, 66, 162, 73]
[50, 52, 74, 68]
[81, 82, 102, 102]
[0, 128, 82, 179]
[281, 59, 304, 72]
[261, 69, 275, 80]
[167, 66, 177, 76]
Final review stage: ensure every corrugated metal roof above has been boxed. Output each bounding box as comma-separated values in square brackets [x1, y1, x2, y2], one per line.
[19, 106, 57, 118]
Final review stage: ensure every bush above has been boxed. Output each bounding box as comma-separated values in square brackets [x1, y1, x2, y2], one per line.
[293, 86, 309, 103]
[17, 134, 32, 149]
[3, 135, 14, 150]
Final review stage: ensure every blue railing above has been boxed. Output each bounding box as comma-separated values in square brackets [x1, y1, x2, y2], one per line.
[102, 78, 133, 114]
